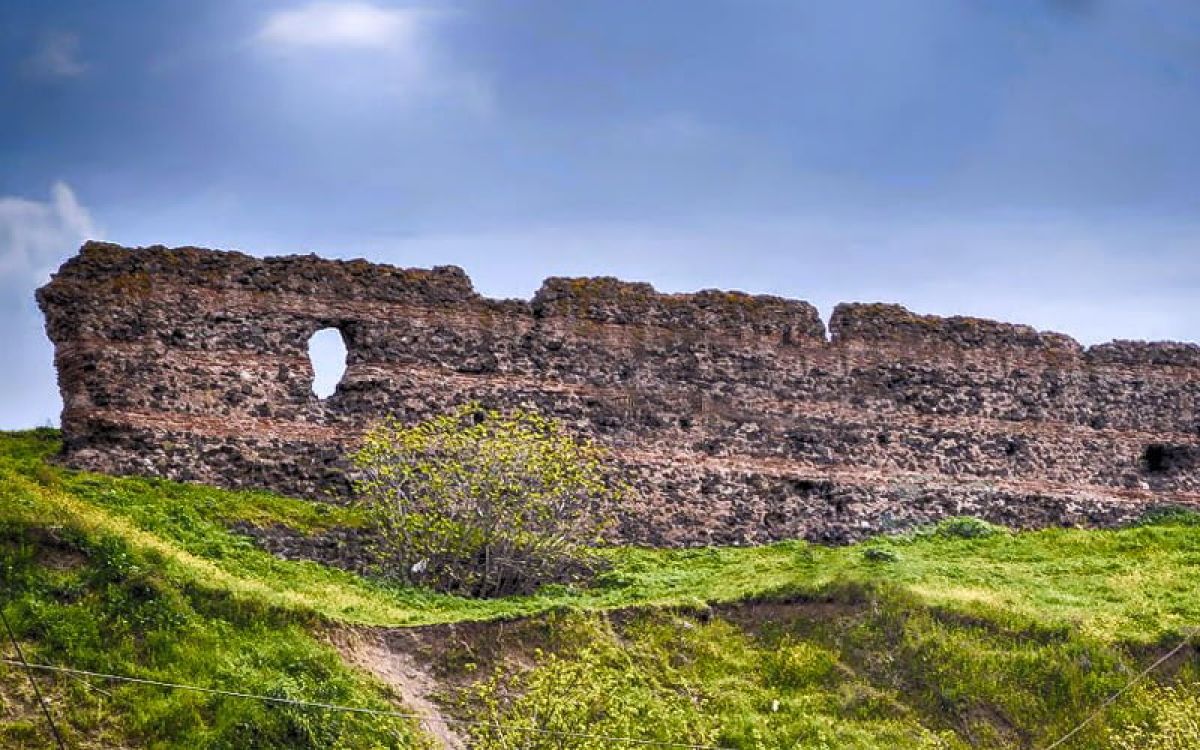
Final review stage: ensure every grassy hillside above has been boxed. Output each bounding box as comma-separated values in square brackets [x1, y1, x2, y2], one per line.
[1, 429, 1198, 748]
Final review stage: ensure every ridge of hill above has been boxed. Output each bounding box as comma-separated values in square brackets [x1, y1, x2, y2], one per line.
[2, 429, 1199, 748]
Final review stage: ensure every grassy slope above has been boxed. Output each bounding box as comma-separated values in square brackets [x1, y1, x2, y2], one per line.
[2, 429, 1199, 748]
[450, 597, 1199, 750]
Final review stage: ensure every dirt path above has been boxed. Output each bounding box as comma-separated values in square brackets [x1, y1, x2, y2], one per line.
[330, 630, 468, 750]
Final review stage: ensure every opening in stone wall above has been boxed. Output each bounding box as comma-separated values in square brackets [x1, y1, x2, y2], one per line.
[1141, 443, 1197, 474]
[1144, 444, 1168, 473]
[308, 327, 347, 399]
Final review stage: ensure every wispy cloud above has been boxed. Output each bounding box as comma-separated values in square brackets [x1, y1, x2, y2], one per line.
[252, 2, 490, 113]
[0, 182, 98, 429]
[256, 2, 429, 50]
[24, 31, 88, 78]
[0, 182, 98, 289]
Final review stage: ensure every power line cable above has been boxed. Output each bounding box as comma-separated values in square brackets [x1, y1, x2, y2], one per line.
[1042, 624, 1199, 750]
[0, 609, 68, 750]
[0, 658, 732, 750]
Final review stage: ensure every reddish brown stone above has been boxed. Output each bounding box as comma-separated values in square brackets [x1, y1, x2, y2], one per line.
[36, 241, 1200, 546]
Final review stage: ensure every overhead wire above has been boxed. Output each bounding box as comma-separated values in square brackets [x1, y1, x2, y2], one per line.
[0, 657, 733, 750]
[1041, 624, 1200, 750]
[0, 608, 68, 750]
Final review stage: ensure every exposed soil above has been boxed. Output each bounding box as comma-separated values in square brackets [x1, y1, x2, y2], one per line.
[328, 629, 468, 750]
[25, 528, 88, 572]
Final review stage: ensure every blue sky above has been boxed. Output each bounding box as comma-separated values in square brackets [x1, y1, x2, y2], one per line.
[2, 1, 1199, 427]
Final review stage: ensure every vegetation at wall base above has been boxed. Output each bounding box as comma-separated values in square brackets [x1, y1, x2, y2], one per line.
[352, 405, 620, 597]
[1, 429, 1198, 748]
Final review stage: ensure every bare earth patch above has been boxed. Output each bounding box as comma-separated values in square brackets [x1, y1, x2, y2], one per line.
[329, 629, 467, 750]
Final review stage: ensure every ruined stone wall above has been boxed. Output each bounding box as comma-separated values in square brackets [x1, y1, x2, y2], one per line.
[37, 242, 1200, 545]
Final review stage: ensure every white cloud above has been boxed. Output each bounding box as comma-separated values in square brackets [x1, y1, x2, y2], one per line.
[0, 182, 98, 288]
[252, 2, 490, 113]
[24, 31, 88, 78]
[257, 2, 428, 50]
[0, 183, 97, 429]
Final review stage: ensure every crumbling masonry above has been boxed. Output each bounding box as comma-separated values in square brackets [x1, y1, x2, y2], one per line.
[37, 241, 1200, 545]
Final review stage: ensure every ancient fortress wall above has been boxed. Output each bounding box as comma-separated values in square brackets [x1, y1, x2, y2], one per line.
[37, 241, 1200, 545]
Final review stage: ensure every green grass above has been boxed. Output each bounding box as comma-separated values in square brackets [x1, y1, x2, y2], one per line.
[453, 600, 1200, 750]
[459, 608, 966, 750]
[0, 492, 428, 745]
[2, 429, 1200, 748]
[3, 430, 1198, 641]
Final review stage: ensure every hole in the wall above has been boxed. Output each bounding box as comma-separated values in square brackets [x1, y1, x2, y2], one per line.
[1143, 444, 1169, 473]
[308, 328, 347, 400]
[1140, 443, 1197, 475]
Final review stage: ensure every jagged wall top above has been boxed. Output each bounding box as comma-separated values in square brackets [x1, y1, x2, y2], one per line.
[41, 241, 478, 305]
[44, 241, 1200, 361]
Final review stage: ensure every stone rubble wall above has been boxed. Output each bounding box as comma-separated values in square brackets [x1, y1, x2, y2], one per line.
[37, 241, 1200, 546]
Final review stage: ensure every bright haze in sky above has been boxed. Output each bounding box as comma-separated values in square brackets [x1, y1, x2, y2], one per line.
[1, 1, 1198, 428]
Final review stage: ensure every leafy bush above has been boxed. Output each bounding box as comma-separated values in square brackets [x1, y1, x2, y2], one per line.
[932, 517, 1007, 540]
[352, 404, 620, 597]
